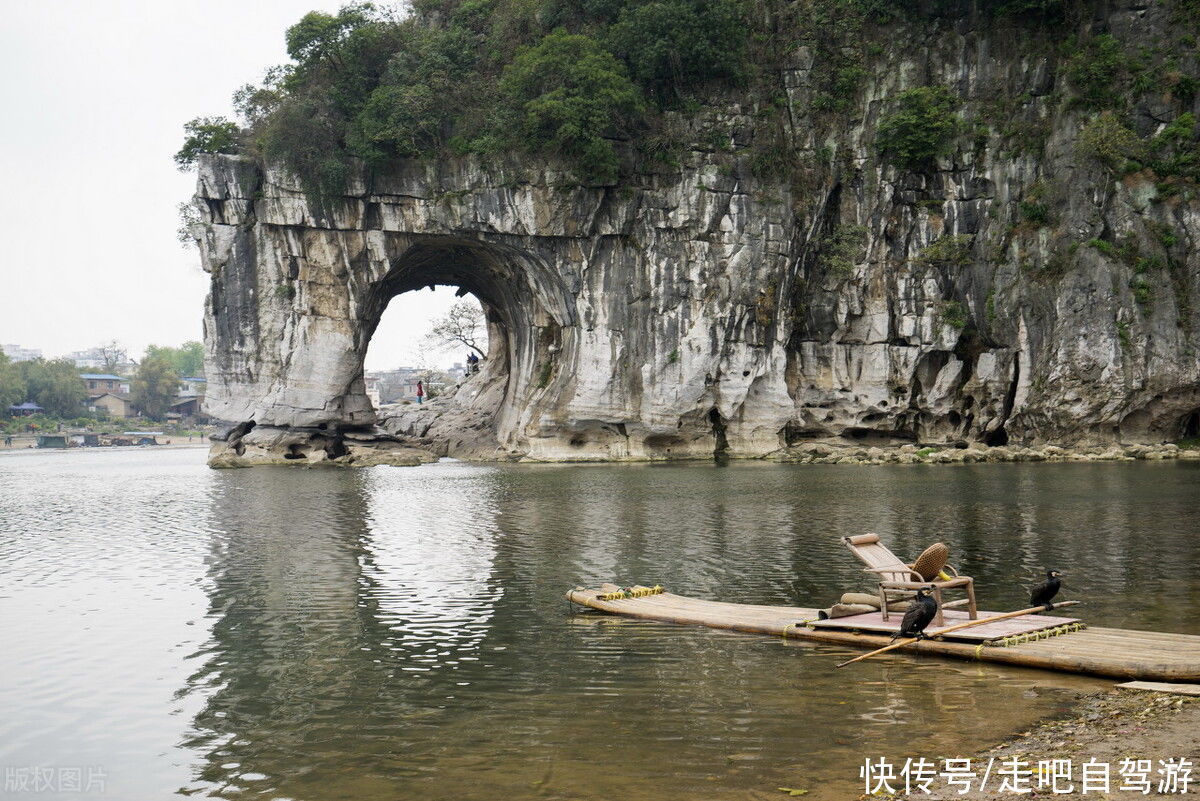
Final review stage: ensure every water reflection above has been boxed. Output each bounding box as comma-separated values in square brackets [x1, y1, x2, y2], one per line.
[3, 452, 1195, 800]
[168, 460, 1200, 800]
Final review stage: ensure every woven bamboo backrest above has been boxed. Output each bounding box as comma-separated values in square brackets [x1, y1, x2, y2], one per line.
[842, 533, 911, 582]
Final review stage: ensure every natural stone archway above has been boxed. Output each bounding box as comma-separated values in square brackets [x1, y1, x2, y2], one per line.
[195, 80, 1200, 469]
[362, 237, 576, 459]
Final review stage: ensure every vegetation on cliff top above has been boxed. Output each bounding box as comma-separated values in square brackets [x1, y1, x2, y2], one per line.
[176, 0, 1200, 195]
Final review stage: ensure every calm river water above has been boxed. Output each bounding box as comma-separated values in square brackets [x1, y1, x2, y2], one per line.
[1, 448, 1197, 800]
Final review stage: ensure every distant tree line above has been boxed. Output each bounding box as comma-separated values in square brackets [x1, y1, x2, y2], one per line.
[0, 341, 204, 422]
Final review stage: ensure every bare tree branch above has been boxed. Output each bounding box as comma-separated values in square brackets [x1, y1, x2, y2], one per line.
[424, 300, 487, 358]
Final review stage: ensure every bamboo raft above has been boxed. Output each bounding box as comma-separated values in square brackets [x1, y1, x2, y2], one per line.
[567, 584, 1200, 682]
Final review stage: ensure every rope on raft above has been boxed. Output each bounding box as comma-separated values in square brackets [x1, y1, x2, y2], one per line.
[974, 621, 1087, 657]
[597, 585, 665, 601]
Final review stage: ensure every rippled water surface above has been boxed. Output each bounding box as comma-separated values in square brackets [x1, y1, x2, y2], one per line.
[2, 448, 1198, 800]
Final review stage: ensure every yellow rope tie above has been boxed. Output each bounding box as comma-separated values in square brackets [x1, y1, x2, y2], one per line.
[985, 622, 1087, 650]
[597, 585, 665, 601]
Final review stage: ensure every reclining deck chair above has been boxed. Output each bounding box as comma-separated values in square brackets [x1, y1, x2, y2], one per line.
[841, 533, 977, 627]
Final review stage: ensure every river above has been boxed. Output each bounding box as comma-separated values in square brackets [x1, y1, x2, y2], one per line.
[1, 448, 1197, 800]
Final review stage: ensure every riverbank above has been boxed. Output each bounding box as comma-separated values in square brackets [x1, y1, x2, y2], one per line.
[0, 439, 210, 452]
[775, 441, 1200, 466]
[889, 687, 1200, 800]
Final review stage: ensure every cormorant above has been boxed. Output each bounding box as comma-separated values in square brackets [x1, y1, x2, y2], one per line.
[894, 586, 939, 640]
[1030, 570, 1063, 610]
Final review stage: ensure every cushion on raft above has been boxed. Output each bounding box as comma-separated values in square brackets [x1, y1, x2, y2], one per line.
[840, 592, 910, 611]
[826, 603, 879, 618]
[910, 542, 949, 581]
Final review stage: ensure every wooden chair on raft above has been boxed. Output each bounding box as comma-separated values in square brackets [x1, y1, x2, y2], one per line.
[841, 533, 977, 627]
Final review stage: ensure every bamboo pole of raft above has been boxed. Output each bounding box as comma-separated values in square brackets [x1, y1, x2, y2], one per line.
[835, 600, 1081, 668]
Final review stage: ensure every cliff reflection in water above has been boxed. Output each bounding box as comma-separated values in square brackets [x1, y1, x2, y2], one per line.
[166, 461, 1200, 800]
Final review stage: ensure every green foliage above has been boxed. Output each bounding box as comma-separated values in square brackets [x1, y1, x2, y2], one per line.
[145, 342, 205, 378]
[918, 234, 973, 268]
[131, 353, 180, 421]
[876, 85, 962, 171]
[991, 0, 1064, 16]
[536, 360, 553, 388]
[1147, 112, 1200, 181]
[1086, 237, 1116, 257]
[605, 0, 747, 104]
[348, 25, 482, 163]
[940, 300, 969, 330]
[285, 5, 375, 65]
[0, 352, 26, 412]
[15, 359, 86, 417]
[259, 95, 351, 196]
[785, 0, 872, 113]
[667, 348, 680, 364]
[1128, 255, 1160, 308]
[499, 30, 642, 184]
[1116, 319, 1132, 349]
[1065, 34, 1130, 110]
[1075, 112, 1145, 171]
[815, 225, 868, 278]
[174, 117, 241, 169]
[1019, 201, 1051, 226]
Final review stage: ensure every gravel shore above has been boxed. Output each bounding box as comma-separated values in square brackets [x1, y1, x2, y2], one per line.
[886, 687, 1200, 800]
[777, 442, 1200, 466]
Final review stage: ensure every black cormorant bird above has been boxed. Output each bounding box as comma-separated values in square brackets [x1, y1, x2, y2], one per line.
[1030, 570, 1063, 610]
[893, 586, 939, 640]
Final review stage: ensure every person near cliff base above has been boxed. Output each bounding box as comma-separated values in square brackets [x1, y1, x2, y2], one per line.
[416, 380, 424, 404]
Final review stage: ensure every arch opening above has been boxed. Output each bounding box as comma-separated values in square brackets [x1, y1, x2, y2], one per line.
[354, 237, 574, 460]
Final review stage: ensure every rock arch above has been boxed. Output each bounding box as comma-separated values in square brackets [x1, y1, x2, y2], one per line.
[362, 236, 576, 456]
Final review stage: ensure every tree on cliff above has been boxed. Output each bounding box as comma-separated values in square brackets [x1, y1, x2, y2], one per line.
[15, 359, 85, 417]
[875, 85, 962, 171]
[499, 30, 643, 185]
[425, 301, 488, 359]
[132, 354, 179, 421]
[174, 117, 241, 169]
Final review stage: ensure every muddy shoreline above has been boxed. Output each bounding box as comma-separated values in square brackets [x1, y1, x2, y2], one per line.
[886, 687, 1200, 800]
[776, 441, 1200, 466]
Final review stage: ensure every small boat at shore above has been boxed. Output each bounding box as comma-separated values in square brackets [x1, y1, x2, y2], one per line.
[567, 583, 1200, 682]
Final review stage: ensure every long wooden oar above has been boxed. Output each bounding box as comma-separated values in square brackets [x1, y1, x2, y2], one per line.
[835, 600, 1081, 668]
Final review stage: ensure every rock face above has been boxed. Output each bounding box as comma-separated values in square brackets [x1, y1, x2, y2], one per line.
[196, 4, 1200, 466]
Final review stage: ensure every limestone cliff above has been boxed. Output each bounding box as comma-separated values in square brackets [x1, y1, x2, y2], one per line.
[196, 2, 1200, 466]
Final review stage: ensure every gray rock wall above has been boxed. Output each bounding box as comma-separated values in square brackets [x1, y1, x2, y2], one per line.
[196, 3, 1200, 465]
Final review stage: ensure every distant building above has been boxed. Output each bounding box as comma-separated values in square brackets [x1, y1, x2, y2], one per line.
[80, 373, 126, 394]
[7, 402, 43, 416]
[168, 396, 207, 422]
[447, 362, 466, 380]
[178, 377, 207, 397]
[2, 344, 41, 362]
[364, 375, 382, 409]
[66, 348, 107, 368]
[88, 393, 135, 419]
[373, 367, 422, 403]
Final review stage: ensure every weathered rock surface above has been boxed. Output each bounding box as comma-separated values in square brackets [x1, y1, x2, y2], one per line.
[196, 3, 1200, 467]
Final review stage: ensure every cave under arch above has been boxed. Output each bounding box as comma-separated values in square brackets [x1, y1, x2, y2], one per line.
[357, 236, 576, 458]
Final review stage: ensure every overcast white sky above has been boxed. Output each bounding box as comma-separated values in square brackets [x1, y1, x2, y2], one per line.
[0, 0, 462, 372]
